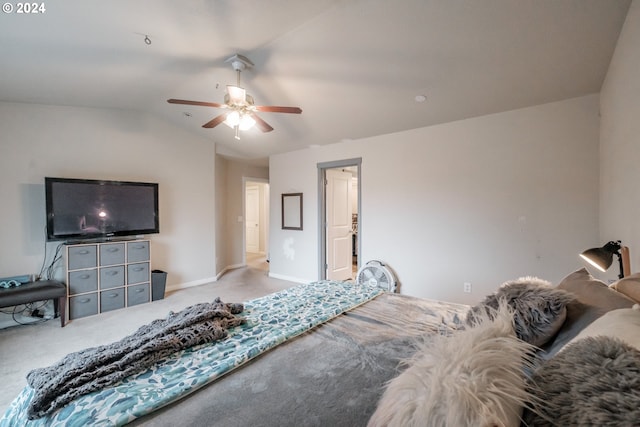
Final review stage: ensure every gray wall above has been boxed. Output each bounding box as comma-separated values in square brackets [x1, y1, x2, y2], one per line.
[269, 95, 601, 304]
[600, 0, 640, 282]
[0, 102, 218, 289]
[215, 156, 269, 274]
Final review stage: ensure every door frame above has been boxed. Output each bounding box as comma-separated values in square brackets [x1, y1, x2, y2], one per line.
[242, 177, 269, 266]
[317, 158, 362, 280]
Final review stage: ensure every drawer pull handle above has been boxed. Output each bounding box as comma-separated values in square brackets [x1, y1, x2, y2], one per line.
[80, 274, 91, 280]
[133, 267, 144, 272]
[106, 248, 119, 253]
[107, 293, 118, 298]
[78, 250, 90, 255]
[106, 271, 119, 276]
[79, 298, 91, 304]
[133, 245, 146, 250]
[135, 288, 145, 293]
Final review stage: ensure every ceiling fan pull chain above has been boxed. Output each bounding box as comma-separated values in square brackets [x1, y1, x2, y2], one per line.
[234, 125, 240, 140]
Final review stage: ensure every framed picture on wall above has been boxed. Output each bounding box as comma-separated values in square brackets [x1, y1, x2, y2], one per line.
[282, 193, 303, 230]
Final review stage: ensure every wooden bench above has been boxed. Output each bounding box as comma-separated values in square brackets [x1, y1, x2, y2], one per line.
[0, 280, 67, 327]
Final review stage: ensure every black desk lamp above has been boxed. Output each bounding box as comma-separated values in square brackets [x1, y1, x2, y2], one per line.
[579, 240, 629, 279]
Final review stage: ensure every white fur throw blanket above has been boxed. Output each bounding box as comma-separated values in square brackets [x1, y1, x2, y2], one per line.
[26, 298, 244, 419]
[369, 304, 537, 427]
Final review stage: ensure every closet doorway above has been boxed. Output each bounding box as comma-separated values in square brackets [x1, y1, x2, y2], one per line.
[244, 178, 269, 270]
[318, 158, 361, 281]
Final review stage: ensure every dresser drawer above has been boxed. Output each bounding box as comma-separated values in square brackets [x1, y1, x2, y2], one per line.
[67, 245, 97, 270]
[68, 269, 98, 295]
[100, 289, 125, 312]
[69, 293, 98, 319]
[100, 266, 125, 289]
[127, 262, 150, 285]
[99, 243, 125, 266]
[127, 241, 150, 263]
[127, 283, 150, 306]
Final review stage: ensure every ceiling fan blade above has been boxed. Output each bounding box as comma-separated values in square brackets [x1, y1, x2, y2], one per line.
[254, 105, 302, 114]
[250, 113, 274, 133]
[168, 99, 224, 108]
[202, 113, 228, 129]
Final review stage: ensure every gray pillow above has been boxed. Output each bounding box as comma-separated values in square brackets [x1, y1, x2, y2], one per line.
[467, 276, 574, 347]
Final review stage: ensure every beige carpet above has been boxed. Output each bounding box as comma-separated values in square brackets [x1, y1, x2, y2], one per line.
[0, 256, 297, 415]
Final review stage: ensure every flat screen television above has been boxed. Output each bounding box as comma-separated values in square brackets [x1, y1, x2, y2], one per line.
[45, 177, 159, 241]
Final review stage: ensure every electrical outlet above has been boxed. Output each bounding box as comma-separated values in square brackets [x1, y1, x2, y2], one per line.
[463, 282, 472, 293]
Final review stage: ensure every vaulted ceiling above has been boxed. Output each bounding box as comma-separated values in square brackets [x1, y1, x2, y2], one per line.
[0, 0, 631, 163]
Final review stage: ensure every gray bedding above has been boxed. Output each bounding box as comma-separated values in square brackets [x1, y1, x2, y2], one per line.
[130, 293, 469, 427]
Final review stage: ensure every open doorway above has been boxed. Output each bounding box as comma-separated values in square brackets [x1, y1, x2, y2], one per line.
[318, 158, 361, 281]
[244, 178, 269, 271]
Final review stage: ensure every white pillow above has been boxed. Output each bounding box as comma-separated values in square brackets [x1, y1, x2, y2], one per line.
[611, 273, 640, 303]
[562, 305, 640, 352]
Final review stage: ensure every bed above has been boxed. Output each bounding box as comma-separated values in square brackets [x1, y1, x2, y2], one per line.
[1, 269, 639, 426]
[0, 281, 468, 426]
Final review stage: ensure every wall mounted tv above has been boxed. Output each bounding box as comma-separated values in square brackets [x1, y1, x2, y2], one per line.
[45, 177, 159, 242]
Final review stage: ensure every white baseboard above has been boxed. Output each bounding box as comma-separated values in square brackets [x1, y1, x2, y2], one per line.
[215, 263, 245, 280]
[165, 276, 218, 293]
[267, 272, 313, 284]
[165, 266, 310, 293]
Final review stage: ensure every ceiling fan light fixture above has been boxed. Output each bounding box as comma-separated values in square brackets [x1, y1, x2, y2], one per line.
[224, 111, 256, 131]
[239, 114, 256, 131]
[224, 111, 241, 128]
[227, 85, 247, 105]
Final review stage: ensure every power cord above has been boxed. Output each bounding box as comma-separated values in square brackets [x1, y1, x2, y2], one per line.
[45, 243, 64, 280]
[37, 238, 64, 281]
[0, 301, 49, 325]
[37, 225, 48, 280]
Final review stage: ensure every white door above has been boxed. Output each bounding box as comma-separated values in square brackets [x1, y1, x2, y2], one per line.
[326, 169, 353, 280]
[245, 185, 260, 253]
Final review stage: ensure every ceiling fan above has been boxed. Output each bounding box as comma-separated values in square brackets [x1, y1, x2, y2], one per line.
[168, 54, 302, 140]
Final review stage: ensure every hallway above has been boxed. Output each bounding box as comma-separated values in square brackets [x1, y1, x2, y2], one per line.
[246, 252, 269, 272]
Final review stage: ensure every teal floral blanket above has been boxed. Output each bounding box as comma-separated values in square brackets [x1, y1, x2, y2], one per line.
[0, 281, 383, 426]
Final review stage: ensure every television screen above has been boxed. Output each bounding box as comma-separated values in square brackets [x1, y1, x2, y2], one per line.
[45, 177, 159, 241]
